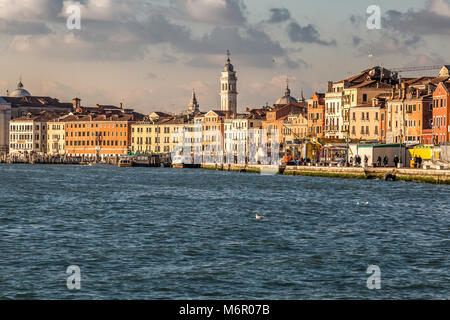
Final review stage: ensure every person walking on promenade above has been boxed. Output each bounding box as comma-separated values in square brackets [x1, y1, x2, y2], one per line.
[377, 156, 382, 167]
[364, 155, 369, 167]
[355, 155, 361, 166]
[417, 155, 422, 169]
[383, 155, 388, 167]
[394, 155, 399, 168]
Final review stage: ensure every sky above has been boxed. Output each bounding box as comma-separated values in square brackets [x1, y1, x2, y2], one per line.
[0, 0, 449, 114]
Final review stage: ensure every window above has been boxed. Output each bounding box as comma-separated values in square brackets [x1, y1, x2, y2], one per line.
[362, 94, 367, 103]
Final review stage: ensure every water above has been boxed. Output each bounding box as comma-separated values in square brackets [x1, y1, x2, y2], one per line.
[0, 164, 448, 299]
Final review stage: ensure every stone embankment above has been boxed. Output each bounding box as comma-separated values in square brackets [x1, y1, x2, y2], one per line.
[201, 163, 450, 185]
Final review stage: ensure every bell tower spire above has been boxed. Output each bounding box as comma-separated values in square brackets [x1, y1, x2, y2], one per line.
[188, 89, 200, 115]
[220, 50, 238, 114]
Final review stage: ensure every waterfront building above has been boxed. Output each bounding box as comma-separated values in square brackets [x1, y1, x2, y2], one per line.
[281, 108, 308, 159]
[282, 108, 308, 142]
[131, 117, 193, 155]
[349, 96, 387, 142]
[432, 81, 450, 144]
[202, 110, 231, 162]
[65, 113, 138, 159]
[262, 103, 306, 150]
[9, 111, 58, 156]
[325, 67, 397, 140]
[46, 115, 71, 156]
[386, 78, 435, 144]
[224, 113, 264, 163]
[220, 52, 238, 114]
[324, 80, 346, 139]
[342, 68, 396, 140]
[0, 97, 11, 158]
[307, 92, 325, 139]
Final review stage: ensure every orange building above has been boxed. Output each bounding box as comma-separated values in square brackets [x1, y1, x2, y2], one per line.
[404, 93, 433, 144]
[65, 113, 136, 159]
[348, 96, 389, 142]
[307, 92, 325, 138]
[262, 103, 305, 145]
[432, 81, 450, 144]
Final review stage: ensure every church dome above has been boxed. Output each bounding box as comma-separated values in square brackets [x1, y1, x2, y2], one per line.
[9, 80, 31, 97]
[275, 85, 298, 105]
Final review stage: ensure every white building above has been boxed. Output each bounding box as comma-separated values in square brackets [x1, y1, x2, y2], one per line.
[325, 81, 346, 139]
[220, 52, 238, 114]
[9, 112, 56, 156]
[224, 114, 263, 164]
[0, 97, 11, 157]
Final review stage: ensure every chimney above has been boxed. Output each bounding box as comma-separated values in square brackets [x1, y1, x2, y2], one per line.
[120, 102, 123, 109]
[327, 81, 333, 93]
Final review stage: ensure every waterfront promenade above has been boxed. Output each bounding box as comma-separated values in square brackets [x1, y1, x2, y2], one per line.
[201, 163, 450, 184]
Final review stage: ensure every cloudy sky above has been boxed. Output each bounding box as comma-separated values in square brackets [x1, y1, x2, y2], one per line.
[0, 0, 449, 114]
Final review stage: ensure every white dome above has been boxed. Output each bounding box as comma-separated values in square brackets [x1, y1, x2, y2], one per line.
[275, 96, 298, 105]
[9, 81, 31, 97]
[275, 85, 297, 104]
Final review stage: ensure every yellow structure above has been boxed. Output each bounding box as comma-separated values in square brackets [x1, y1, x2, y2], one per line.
[131, 118, 194, 154]
[46, 117, 68, 155]
[408, 145, 433, 160]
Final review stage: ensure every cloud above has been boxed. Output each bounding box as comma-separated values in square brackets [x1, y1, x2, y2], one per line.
[428, 0, 450, 17]
[185, 55, 222, 68]
[352, 36, 362, 47]
[381, 0, 450, 36]
[287, 22, 336, 46]
[405, 53, 446, 67]
[357, 35, 409, 57]
[349, 15, 363, 28]
[158, 53, 178, 64]
[0, 19, 52, 35]
[0, 0, 64, 21]
[267, 8, 291, 24]
[175, 0, 247, 25]
[2, 0, 296, 69]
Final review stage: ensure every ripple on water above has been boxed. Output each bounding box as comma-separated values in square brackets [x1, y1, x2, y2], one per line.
[0, 165, 448, 299]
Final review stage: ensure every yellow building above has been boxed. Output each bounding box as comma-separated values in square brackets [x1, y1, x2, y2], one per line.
[282, 109, 308, 143]
[131, 117, 194, 154]
[47, 116, 69, 155]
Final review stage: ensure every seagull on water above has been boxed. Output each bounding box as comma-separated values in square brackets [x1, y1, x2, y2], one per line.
[255, 213, 265, 220]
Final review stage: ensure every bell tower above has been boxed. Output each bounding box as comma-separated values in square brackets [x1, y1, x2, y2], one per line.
[220, 50, 238, 114]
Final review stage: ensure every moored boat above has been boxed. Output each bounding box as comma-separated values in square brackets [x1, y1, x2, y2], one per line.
[118, 158, 133, 167]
